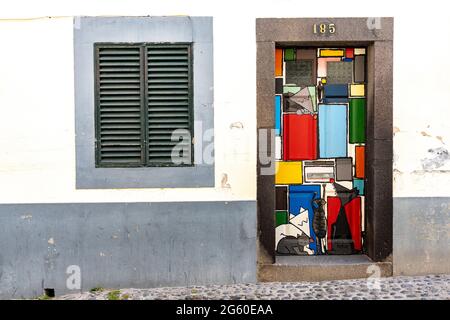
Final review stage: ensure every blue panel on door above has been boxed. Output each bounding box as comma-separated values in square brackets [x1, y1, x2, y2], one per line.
[275, 95, 281, 135]
[289, 185, 321, 201]
[323, 84, 348, 97]
[289, 185, 321, 254]
[322, 97, 349, 104]
[353, 178, 365, 195]
[319, 104, 347, 158]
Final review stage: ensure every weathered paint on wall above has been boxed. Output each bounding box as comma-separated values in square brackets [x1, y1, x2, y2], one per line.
[393, 198, 450, 276]
[0, 201, 257, 299]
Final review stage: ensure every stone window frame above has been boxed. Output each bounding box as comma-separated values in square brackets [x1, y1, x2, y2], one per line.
[74, 16, 214, 189]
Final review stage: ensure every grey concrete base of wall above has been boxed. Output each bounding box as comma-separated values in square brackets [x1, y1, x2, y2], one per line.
[393, 197, 450, 276]
[0, 201, 256, 299]
[258, 255, 392, 282]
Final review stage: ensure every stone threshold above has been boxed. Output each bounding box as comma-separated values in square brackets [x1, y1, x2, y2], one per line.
[257, 255, 393, 282]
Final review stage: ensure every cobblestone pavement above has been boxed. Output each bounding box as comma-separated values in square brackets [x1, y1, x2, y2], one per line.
[57, 275, 449, 300]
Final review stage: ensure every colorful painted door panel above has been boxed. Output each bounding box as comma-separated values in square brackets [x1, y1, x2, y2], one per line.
[274, 47, 367, 256]
[355, 146, 365, 178]
[283, 114, 317, 160]
[318, 104, 348, 158]
[349, 98, 366, 143]
[327, 196, 362, 253]
[275, 95, 281, 135]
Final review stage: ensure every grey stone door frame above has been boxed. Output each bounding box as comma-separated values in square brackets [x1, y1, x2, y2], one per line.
[256, 18, 393, 263]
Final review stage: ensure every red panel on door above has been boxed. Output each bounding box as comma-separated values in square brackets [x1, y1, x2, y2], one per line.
[345, 197, 362, 251]
[345, 48, 354, 59]
[355, 146, 365, 178]
[326, 196, 362, 251]
[326, 197, 340, 251]
[283, 114, 317, 160]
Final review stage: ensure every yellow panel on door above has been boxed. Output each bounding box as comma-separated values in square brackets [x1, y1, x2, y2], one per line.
[319, 49, 344, 57]
[354, 48, 366, 55]
[350, 84, 365, 97]
[275, 161, 303, 184]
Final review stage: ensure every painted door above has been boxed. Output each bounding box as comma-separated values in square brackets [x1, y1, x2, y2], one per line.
[274, 47, 366, 255]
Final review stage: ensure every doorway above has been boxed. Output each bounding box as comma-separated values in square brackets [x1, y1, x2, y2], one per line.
[274, 46, 367, 257]
[256, 18, 393, 270]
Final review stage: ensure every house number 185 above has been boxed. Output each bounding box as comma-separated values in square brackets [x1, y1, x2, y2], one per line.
[313, 23, 336, 34]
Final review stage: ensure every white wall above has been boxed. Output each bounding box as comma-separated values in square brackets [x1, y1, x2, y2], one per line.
[0, 0, 449, 203]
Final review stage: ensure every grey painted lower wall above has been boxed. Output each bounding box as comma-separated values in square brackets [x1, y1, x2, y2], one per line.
[393, 197, 450, 276]
[0, 201, 256, 299]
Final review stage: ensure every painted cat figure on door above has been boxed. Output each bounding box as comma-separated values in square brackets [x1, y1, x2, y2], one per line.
[276, 233, 314, 255]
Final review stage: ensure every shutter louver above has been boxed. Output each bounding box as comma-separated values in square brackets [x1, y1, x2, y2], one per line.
[96, 46, 144, 166]
[95, 43, 193, 167]
[147, 45, 192, 165]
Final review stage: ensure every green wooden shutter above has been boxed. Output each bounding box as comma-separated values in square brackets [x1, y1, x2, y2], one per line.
[95, 45, 145, 167]
[146, 44, 193, 165]
[95, 43, 193, 167]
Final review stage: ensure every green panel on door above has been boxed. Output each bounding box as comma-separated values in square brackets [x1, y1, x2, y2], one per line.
[349, 98, 366, 143]
[275, 211, 289, 227]
[284, 48, 296, 61]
